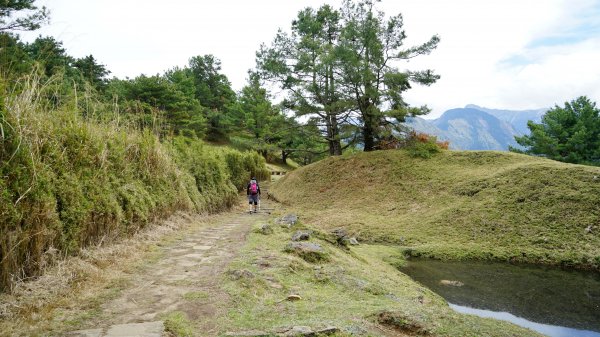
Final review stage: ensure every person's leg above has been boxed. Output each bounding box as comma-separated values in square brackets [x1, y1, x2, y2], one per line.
[249, 196, 253, 212]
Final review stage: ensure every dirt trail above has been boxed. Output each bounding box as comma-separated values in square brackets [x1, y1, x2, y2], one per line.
[70, 199, 272, 337]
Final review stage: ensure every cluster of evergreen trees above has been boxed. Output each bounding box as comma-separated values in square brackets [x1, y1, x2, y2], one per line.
[0, 2, 328, 164]
[3, 0, 596, 165]
[0, 31, 322, 162]
[1, 0, 445, 163]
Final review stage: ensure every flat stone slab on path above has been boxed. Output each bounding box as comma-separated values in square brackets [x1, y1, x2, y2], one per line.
[193, 245, 213, 250]
[69, 321, 164, 337]
[66, 199, 274, 337]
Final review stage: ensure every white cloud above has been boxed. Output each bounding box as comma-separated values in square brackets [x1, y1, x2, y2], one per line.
[18, 0, 600, 117]
[401, 0, 600, 117]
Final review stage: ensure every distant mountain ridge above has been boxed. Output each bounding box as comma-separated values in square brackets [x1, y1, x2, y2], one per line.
[464, 104, 547, 135]
[406, 105, 548, 151]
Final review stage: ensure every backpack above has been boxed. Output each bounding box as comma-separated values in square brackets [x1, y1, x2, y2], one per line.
[250, 181, 258, 194]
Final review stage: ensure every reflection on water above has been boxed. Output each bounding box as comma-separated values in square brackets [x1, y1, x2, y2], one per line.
[398, 259, 600, 337]
[450, 304, 600, 337]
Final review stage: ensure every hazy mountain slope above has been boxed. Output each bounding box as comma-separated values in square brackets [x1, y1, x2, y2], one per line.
[465, 104, 547, 134]
[406, 108, 521, 150]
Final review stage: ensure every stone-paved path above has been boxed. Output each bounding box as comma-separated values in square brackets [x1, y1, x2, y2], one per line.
[69, 200, 271, 337]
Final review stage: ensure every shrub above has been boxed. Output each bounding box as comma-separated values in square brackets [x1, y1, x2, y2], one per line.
[404, 132, 447, 158]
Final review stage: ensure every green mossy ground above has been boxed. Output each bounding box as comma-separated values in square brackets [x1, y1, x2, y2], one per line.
[221, 219, 543, 336]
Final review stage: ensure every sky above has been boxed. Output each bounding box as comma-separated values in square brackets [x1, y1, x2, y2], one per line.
[19, 0, 600, 118]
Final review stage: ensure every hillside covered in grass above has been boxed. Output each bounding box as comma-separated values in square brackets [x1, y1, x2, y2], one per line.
[270, 150, 600, 268]
[0, 78, 269, 292]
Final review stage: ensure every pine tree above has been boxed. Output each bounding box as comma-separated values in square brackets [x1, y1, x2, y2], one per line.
[513, 96, 600, 166]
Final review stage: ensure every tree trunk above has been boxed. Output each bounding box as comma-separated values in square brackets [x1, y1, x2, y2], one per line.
[281, 150, 288, 163]
[328, 113, 342, 156]
[361, 100, 377, 152]
[363, 121, 375, 151]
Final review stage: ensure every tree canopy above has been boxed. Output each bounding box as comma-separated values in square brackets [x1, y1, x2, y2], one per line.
[1, 0, 441, 164]
[257, 4, 349, 155]
[337, 0, 440, 151]
[0, 0, 49, 32]
[257, 0, 440, 154]
[512, 96, 600, 166]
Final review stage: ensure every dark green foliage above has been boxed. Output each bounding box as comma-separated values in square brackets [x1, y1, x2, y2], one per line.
[229, 72, 295, 158]
[0, 0, 49, 32]
[72, 55, 110, 92]
[278, 118, 329, 165]
[235, 72, 282, 140]
[405, 134, 442, 159]
[337, 0, 440, 151]
[104, 55, 238, 142]
[24, 36, 74, 78]
[407, 140, 440, 159]
[513, 96, 600, 166]
[258, 0, 439, 154]
[187, 55, 236, 140]
[188, 55, 235, 111]
[106, 75, 206, 137]
[0, 33, 31, 76]
[257, 4, 348, 156]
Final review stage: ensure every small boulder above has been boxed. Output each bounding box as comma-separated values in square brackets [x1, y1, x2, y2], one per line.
[258, 224, 274, 235]
[331, 228, 358, 246]
[342, 237, 359, 246]
[331, 228, 348, 240]
[284, 242, 328, 263]
[291, 230, 311, 241]
[440, 279, 464, 287]
[585, 225, 594, 234]
[278, 214, 299, 228]
[228, 269, 255, 280]
[280, 326, 313, 337]
[225, 330, 271, 337]
[315, 326, 339, 335]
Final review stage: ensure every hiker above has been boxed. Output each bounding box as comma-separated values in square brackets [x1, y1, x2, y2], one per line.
[246, 177, 261, 213]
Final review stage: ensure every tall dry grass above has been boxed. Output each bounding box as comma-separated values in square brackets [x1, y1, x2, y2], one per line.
[0, 72, 266, 292]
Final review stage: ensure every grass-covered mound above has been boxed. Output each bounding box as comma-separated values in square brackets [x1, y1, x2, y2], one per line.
[270, 150, 600, 268]
[0, 78, 269, 292]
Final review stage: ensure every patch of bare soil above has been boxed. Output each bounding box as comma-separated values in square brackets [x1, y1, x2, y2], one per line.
[97, 215, 257, 334]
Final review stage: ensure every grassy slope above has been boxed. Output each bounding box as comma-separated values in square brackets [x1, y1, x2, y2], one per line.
[222, 219, 542, 337]
[1, 94, 268, 291]
[270, 150, 600, 268]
